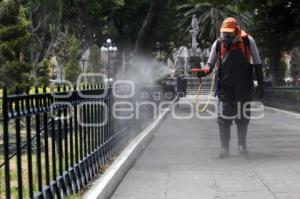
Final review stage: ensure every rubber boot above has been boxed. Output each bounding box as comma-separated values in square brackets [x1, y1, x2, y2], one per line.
[218, 122, 231, 158]
[237, 124, 248, 155]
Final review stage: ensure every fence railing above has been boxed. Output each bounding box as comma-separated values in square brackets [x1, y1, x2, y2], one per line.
[262, 87, 300, 113]
[0, 84, 175, 199]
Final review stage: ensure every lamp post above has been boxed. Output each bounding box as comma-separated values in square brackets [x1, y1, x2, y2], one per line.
[101, 39, 118, 84]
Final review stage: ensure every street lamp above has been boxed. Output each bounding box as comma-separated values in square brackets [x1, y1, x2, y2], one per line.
[101, 38, 118, 83]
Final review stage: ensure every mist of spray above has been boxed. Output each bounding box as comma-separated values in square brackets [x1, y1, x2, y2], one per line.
[113, 55, 175, 139]
[115, 55, 174, 86]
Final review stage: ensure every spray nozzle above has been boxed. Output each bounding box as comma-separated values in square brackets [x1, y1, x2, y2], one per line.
[191, 67, 210, 74]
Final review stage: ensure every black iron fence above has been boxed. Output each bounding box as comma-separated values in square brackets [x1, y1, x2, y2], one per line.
[262, 87, 300, 113]
[0, 84, 175, 199]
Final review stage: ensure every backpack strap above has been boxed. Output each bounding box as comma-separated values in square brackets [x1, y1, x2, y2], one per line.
[242, 36, 250, 48]
[215, 37, 222, 55]
[241, 35, 251, 62]
[216, 36, 251, 63]
[215, 38, 222, 68]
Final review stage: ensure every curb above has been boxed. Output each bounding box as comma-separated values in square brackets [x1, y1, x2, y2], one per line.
[83, 100, 175, 199]
[264, 106, 300, 119]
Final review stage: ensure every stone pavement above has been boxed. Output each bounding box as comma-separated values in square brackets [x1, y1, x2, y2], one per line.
[111, 96, 300, 199]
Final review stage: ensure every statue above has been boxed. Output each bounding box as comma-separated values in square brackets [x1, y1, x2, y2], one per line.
[190, 14, 199, 56]
[191, 14, 199, 31]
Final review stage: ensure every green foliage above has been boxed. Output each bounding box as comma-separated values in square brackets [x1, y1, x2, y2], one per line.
[23, 0, 62, 75]
[0, 61, 33, 90]
[151, 0, 189, 52]
[250, 1, 300, 51]
[4, 0, 298, 87]
[20, 0, 127, 83]
[0, 0, 32, 90]
[155, 52, 167, 61]
[88, 44, 102, 73]
[37, 59, 50, 86]
[54, 32, 71, 66]
[177, 1, 252, 47]
[247, 0, 300, 84]
[59, 0, 125, 40]
[65, 194, 81, 199]
[65, 35, 81, 83]
[107, 0, 151, 46]
[291, 47, 300, 79]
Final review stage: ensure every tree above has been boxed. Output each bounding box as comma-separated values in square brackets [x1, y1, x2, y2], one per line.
[0, 0, 32, 90]
[151, 0, 190, 59]
[37, 58, 50, 85]
[108, 0, 150, 58]
[291, 47, 300, 79]
[65, 35, 81, 83]
[22, 0, 125, 82]
[133, 0, 164, 56]
[54, 32, 70, 67]
[24, 0, 61, 82]
[56, 0, 126, 51]
[177, 1, 252, 47]
[245, 0, 300, 84]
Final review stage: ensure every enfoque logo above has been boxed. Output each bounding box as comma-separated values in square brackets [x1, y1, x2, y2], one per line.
[49, 73, 265, 126]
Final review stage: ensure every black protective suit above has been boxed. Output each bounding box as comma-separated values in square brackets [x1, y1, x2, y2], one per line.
[215, 44, 264, 154]
[217, 48, 252, 151]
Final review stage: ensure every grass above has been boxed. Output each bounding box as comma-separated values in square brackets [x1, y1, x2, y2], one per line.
[0, 119, 33, 146]
[0, 138, 63, 199]
[0, 136, 127, 199]
[0, 123, 120, 199]
[0, 119, 89, 199]
[65, 195, 81, 199]
[0, 84, 116, 198]
[0, 125, 137, 198]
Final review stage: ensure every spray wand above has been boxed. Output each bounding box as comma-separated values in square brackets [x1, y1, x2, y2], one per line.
[192, 67, 216, 113]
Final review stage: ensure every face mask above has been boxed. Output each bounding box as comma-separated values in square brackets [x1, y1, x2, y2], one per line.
[223, 34, 235, 46]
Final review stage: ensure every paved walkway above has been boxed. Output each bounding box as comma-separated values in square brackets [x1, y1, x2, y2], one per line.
[111, 96, 300, 199]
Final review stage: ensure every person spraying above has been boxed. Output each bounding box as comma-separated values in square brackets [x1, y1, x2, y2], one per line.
[199, 17, 264, 158]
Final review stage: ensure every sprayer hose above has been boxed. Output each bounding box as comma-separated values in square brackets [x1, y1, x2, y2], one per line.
[196, 72, 216, 113]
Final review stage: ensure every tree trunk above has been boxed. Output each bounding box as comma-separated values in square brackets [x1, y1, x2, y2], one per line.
[133, 0, 163, 56]
[269, 49, 282, 86]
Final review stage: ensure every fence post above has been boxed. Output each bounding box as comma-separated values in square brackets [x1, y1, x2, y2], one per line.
[35, 86, 43, 192]
[15, 87, 23, 198]
[43, 86, 51, 185]
[2, 88, 11, 199]
[25, 87, 34, 198]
